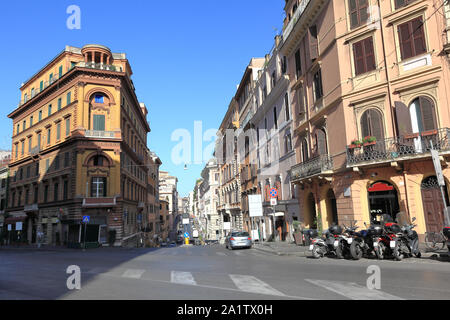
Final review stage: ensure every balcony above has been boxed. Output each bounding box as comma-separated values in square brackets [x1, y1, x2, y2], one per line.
[30, 146, 41, 156]
[85, 130, 116, 139]
[282, 0, 312, 43]
[290, 154, 333, 182]
[346, 128, 450, 167]
[77, 61, 119, 72]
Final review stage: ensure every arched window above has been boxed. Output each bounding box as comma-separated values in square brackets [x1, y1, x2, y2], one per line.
[314, 128, 327, 156]
[90, 155, 108, 167]
[409, 97, 437, 133]
[361, 108, 384, 141]
[301, 138, 309, 162]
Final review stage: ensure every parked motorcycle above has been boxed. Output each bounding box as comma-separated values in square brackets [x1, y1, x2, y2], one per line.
[310, 225, 343, 259]
[335, 223, 359, 259]
[349, 222, 382, 260]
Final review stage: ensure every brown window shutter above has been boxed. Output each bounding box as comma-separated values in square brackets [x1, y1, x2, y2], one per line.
[309, 26, 318, 61]
[394, 101, 413, 136]
[361, 111, 370, 138]
[419, 97, 436, 131]
[353, 41, 365, 75]
[315, 129, 327, 155]
[364, 37, 376, 72]
[398, 22, 413, 60]
[295, 50, 302, 78]
[412, 17, 426, 56]
[368, 109, 384, 141]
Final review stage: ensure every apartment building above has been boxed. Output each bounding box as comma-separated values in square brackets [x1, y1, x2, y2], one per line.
[145, 151, 162, 243]
[7, 44, 150, 247]
[159, 171, 179, 236]
[283, 0, 450, 239]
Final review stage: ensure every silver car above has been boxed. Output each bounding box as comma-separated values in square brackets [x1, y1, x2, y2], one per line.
[225, 231, 252, 250]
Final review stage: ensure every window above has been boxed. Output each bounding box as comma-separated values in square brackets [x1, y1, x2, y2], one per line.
[95, 95, 104, 104]
[48, 104, 52, 116]
[28, 137, 32, 153]
[40, 81, 44, 92]
[54, 183, 59, 201]
[58, 98, 62, 111]
[46, 159, 50, 171]
[15, 144, 18, 158]
[23, 120, 26, 131]
[398, 17, 426, 60]
[64, 152, 70, 167]
[16, 124, 20, 134]
[313, 69, 324, 101]
[66, 118, 70, 136]
[63, 180, 68, 200]
[39, 110, 42, 122]
[67, 92, 71, 105]
[314, 129, 328, 156]
[93, 114, 105, 131]
[295, 49, 302, 79]
[31, 88, 35, 98]
[284, 93, 290, 121]
[93, 155, 106, 166]
[349, 0, 369, 29]
[409, 97, 437, 133]
[273, 107, 278, 130]
[37, 133, 41, 150]
[30, 116, 33, 127]
[55, 155, 60, 170]
[285, 133, 293, 154]
[361, 109, 385, 142]
[56, 123, 61, 140]
[309, 25, 319, 61]
[24, 94, 28, 103]
[353, 37, 376, 76]
[34, 186, 38, 203]
[91, 177, 107, 198]
[44, 185, 48, 203]
[59, 65, 63, 78]
[49, 73, 53, 83]
[47, 129, 51, 144]
[21, 141, 24, 155]
[301, 138, 309, 162]
[35, 162, 39, 176]
[394, 0, 418, 10]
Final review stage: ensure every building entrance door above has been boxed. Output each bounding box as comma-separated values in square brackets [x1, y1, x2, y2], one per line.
[368, 181, 400, 222]
[421, 176, 448, 234]
[307, 193, 317, 229]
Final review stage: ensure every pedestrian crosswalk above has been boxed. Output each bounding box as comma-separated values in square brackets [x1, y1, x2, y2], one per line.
[84, 267, 404, 300]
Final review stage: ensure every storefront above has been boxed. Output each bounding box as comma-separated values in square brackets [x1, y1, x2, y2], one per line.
[368, 181, 400, 223]
[4, 214, 28, 245]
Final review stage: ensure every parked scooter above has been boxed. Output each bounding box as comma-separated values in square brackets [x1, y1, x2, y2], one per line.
[349, 222, 382, 260]
[397, 212, 421, 259]
[335, 223, 359, 259]
[310, 225, 343, 259]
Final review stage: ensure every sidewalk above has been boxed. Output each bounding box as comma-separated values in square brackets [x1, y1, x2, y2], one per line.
[253, 241, 449, 260]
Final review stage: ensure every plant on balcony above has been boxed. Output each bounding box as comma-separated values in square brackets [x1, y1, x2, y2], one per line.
[348, 139, 363, 149]
[363, 136, 377, 146]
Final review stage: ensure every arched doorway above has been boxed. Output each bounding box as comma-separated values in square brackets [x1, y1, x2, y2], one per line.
[421, 176, 449, 233]
[326, 189, 338, 226]
[307, 193, 317, 229]
[368, 181, 399, 223]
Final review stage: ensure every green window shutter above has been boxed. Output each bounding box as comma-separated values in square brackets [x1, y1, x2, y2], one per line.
[93, 115, 105, 131]
[48, 104, 52, 116]
[57, 123, 61, 140]
[66, 118, 70, 136]
[59, 66, 63, 78]
[58, 98, 62, 111]
[40, 81, 43, 92]
[67, 92, 71, 105]
[39, 111, 42, 122]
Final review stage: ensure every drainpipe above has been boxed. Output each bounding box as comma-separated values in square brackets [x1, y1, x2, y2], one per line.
[377, 0, 397, 136]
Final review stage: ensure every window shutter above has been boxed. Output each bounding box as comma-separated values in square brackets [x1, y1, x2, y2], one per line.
[316, 129, 327, 155]
[364, 37, 376, 72]
[398, 22, 413, 60]
[353, 41, 365, 75]
[412, 17, 426, 56]
[369, 109, 384, 141]
[309, 26, 319, 61]
[361, 111, 370, 138]
[295, 50, 302, 78]
[394, 101, 413, 136]
[419, 97, 436, 132]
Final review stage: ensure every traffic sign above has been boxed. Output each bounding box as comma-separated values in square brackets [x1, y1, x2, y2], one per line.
[270, 198, 278, 206]
[82, 216, 90, 223]
[269, 188, 278, 198]
[184, 232, 189, 238]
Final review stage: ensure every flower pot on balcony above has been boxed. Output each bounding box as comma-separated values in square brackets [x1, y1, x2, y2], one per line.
[404, 133, 419, 139]
[363, 141, 376, 147]
[421, 129, 438, 137]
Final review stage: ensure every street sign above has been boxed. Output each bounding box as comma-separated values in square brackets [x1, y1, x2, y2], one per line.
[269, 188, 278, 198]
[184, 232, 189, 238]
[270, 198, 278, 206]
[193, 230, 199, 238]
[249, 194, 263, 217]
[431, 150, 445, 187]
[82, 216, 90, 223]
[182, 218, 190, 225]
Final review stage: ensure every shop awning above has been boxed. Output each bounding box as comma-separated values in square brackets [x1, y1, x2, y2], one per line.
[5, 216, 27, 224]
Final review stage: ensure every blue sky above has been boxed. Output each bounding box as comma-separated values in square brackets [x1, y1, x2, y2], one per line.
[0, 0, 285, 196]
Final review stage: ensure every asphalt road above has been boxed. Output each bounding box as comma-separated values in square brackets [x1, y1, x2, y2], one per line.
[0, 244, 449, 300]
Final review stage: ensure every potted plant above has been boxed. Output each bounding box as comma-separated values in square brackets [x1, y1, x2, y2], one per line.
[363, 136, 377, 146]
[348, 139, 363, 149]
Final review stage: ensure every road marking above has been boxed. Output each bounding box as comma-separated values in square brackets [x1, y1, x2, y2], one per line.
[122, 269, 145, 279]
[171, 271, 197, 286]
[305, 279, 404, 300]
[229, 275, 285, 297]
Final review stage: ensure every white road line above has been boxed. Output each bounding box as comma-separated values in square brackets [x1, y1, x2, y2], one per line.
[122, 269, 145, 279]
[229, 275, 285, 297]
[171, 271, 197, 286]
[305, 279, 404, 300]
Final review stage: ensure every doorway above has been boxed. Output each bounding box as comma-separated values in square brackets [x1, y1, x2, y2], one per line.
[421, 176, 448, 233]
[326, 189, 338, 226]
[368, 181, 400, 222]
[307, 193, 317, 229]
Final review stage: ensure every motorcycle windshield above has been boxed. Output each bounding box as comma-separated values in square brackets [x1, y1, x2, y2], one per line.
[396, 211, 411, 226]
[380, 214, 394, 224]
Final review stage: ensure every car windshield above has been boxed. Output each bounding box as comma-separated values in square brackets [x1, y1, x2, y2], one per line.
[231, 232, 249, 237]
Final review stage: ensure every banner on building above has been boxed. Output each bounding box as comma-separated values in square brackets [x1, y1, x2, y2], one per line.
[249, 195, 263, 217]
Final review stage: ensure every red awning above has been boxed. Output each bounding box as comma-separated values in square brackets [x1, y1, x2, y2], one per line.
[368, 182, 394, 192]
[5, 216, 27, 224]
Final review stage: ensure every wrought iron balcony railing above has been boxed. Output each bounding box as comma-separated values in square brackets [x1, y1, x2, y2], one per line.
[346, 128, 450, 167]
[290, 154, 333, 181]
[282, 0, 312, 42]
[77, 62, 119, 72]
